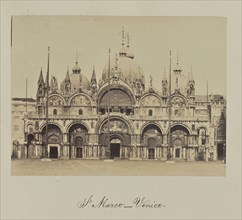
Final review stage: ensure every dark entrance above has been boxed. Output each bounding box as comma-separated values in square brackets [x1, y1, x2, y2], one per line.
[217, 143, 224, 160]
[175, 148, 180, 158]
[148, 149, 155, 159]
[76, 148, 83, 158]
[49, 146, 58, 158]
[110, 144, 120, 159]
[198, 150, 205, 161]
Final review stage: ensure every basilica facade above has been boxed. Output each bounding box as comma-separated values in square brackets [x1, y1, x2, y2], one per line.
[18, 34, 226, 162]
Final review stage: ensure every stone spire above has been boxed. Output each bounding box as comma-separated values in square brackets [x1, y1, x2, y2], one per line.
[189, 66, 194, 82]
[91, 66, 97, 86]
[38, 67, 44, 83]
[173, 51, 182, 90]
[186, 66, 195, 97]
[162, 68, 168, 97]
[36, 67, 45, 102]
[63, 66, 71, 94]
[65, 66, 70, 82]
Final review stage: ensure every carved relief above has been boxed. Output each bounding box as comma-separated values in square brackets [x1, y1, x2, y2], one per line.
[140, 95, 161, 106]
[48, 96, 64, 106]
[171, 97, 186, 107]
[101, 120, 129, 133]
[170, 96, 186, 117]
[48, 134, 60, 144]
[70, 95, 91, 106]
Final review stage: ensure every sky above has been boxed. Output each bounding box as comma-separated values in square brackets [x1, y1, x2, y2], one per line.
[11, 16, 226, 98]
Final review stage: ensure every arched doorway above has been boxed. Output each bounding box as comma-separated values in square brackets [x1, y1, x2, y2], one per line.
[68, 124, 88, 159]
[75, 136, 84, 158]
[217, 111, 226, 161]
[170, 125, 190, 160]
[141, 124, 162, 159]
[110, 137, 122, 159]
[27, 134, 35, 158]
[98, 118, 132, 159]
[41, 124, 62, 159]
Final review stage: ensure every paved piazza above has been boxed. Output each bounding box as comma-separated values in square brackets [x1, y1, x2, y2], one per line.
[11, 159, 226, 176]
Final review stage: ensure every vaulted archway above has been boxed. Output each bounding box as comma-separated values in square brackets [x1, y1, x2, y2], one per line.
[141, 124, 163, 148]
[68, 123, 88, 159]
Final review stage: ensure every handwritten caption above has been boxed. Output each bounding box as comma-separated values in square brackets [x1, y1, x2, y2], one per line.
[77, 195, 166, 209]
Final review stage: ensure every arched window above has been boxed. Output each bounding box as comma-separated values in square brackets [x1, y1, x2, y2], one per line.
[201, 130, 206, 145]
[79, 109, 83, 115]
[148, 109, 153, 116]
[53, 109, 57, 115]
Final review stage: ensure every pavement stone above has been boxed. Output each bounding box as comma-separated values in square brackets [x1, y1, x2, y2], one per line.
[11, 159, 226, 176]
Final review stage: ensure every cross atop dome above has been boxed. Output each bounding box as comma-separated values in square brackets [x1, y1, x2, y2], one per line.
[73, 51, 81, 74]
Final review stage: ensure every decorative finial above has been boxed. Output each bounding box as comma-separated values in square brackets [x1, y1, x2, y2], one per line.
[122, 26, 125, 46]
[120, 26, 127, 46]
[75, 51, 79, 64]
[127, 32, 130, 48]
[176, 50, 179, 66]
[150, 75, 153, 88]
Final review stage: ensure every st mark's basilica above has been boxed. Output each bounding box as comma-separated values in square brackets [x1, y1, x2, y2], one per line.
[12, 30, 226, 162]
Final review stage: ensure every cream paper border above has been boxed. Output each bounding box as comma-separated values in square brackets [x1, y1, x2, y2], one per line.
[1, 1, 241, 219]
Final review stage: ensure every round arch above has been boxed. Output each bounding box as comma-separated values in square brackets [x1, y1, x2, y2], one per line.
[27, 133, 35, 144]
[166, 94, 188, 108]
[107, 133, 125, 145]
[196, 126, 208, 133]
[140, 122, 163, 135]
[39, 122, 63, 133]
[139, 93, 162, 106]
[95, 115, 134, 134]
[46, 94, 66, 105]
[97, 84, 136, 106]
[67, 123, 88, 134]
[66, 121, 90, 133]
[166, 124, 191, 135]
[68, 92, 93, 106]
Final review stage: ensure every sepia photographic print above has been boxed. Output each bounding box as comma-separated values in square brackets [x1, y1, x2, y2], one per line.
[11, 16, 227, 176]
[1, 2, 241, 220]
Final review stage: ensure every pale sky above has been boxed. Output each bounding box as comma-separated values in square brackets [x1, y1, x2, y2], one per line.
[11, 16, 226, 98]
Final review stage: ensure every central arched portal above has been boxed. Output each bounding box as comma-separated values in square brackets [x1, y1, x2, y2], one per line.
[110, 137, 121, 159]
[98, 118, 132, 159]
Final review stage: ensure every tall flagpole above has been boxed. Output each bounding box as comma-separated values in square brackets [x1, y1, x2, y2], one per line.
[168, 51, 172, 160]
[107, 48, 111, 159]
[25, 79, 28, 112]
[45, 46, 50, 158]
[25, 78, 28, 158]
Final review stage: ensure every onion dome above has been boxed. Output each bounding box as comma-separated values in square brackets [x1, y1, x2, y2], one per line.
[126, 47, 135, 59]
[102, 29, 144, 87]
[102, 52, 145, 86]
[119, 46, 128, 57]
[72, 61, 81, 74]
[61, 61, 90, 93]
